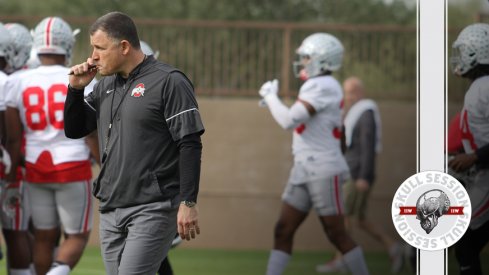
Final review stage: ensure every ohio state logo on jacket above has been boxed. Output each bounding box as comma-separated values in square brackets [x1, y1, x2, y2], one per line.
[131, 83, 145, 97]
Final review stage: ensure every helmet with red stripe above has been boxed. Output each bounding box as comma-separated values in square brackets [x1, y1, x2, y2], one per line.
[5, 23, 32, 71]
[32, 17, 76, 65]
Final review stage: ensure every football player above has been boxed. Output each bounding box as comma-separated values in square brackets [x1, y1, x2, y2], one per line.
[5, 17, 96, 275]
[1, 22, 36, 275]
[316, 76, 405, 274]
[0, 22, 14, 268]
[449, 23, 489, 275]
[0, 23, 14, 175]
[259, 33, 369, 275]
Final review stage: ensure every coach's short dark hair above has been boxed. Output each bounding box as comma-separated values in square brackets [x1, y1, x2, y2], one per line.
[90, 11, 141, 49]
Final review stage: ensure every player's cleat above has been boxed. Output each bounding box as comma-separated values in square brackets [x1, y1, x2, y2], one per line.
[316, 258, 347, 273]
[47, 261, 71, 275]
[389, 242, 405, 273]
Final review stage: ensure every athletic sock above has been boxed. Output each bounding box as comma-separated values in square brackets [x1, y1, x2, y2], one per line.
[342, 246, 370, 275]
[46, 262, 71, 275]
[266, 249, 291, 275]
[29, 263, 36, 275]
[53, 246, 59, 258]
[9, 269, 32, 275]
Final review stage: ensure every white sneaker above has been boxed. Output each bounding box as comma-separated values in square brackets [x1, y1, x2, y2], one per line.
[316, 259, 347, 273]
[389, 242, 404, 273]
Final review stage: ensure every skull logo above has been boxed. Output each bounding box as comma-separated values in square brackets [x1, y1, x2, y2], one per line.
[416, 189, 450, 234]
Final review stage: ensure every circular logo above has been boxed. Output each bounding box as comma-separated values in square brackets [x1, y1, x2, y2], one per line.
[391, 170, 472, 251]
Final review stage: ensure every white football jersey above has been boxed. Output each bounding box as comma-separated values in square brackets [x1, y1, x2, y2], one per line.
[5, 65, 95, 165]
[292, 75, 349, 176]
[0, 70, 8, 111]
[459, 75, 489, 154]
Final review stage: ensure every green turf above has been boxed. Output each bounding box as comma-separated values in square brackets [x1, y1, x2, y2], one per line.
[0, 246, 487, 274]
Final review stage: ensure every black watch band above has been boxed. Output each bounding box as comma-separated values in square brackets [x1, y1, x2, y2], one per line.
[181, 201, 197, 208]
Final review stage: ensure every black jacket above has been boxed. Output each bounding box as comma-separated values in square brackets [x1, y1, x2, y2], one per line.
[64, 56, 204, 211]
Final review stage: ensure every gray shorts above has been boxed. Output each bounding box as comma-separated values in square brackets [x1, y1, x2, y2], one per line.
[0, 179, 30, 231]
[282, 173, 347, 216]
[28, 180, 93, 234]
[100, 200, 178, 275]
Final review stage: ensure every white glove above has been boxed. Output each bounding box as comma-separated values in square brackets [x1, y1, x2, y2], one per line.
[0, 146, 11, 175]
[258, 79, 279, 99]
[258, 99, 268, 108]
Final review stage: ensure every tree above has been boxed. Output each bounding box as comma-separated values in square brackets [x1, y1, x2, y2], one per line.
[0, 0, 416, 25]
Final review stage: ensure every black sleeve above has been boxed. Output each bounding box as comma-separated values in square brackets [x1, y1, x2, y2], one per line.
[64, 85, 98, 139]
[177, 133, 202, 203]
[163, 72, 205, 141]
[475, 143, 489, 164]
[357, 110, 376, 184]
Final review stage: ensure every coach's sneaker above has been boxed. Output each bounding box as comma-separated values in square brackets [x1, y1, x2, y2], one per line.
[389, 242, 404, 273]
[316, 258, 347, 273]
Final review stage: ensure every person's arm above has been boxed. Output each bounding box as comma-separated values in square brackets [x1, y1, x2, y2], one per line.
[5, 107, 22, 183]
[177, 133, 202, 203]
[475, 143, 489, 164]
[65, 58, 99, 139]
[0, 110, 11, 175]
[176, 132, 203, 241]
[0, 111, 5, 146]
[85, 130, 100, 166]
[340, 125, 347, 154]
[448, 143, 489, 172]
[64, 85, 97, 139]
[0, 80, 5, 146]
[163, 71, 205, 241]
[259, 80, 312, 130]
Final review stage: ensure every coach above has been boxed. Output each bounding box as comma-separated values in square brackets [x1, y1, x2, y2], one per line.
[64, 11, 204, 274]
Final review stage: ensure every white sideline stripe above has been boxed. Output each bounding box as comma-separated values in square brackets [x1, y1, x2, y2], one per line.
[166, 108, 198, 121]
[84, 99, 96, 111]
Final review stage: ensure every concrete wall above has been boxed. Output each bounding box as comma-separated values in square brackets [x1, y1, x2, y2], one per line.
[85, 97, 427, 252]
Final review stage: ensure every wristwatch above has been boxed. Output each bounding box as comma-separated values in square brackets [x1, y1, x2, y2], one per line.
[181, 200, 197, 208]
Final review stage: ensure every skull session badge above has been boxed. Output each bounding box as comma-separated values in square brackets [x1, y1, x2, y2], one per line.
[391, 171, 471, 251]
[416, 190, 450, 234]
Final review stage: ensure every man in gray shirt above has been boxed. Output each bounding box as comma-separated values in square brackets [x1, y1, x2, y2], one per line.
[64, 11, 204, 275]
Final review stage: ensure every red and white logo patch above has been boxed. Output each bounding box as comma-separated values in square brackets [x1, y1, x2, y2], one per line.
[131, 83, 145, 97]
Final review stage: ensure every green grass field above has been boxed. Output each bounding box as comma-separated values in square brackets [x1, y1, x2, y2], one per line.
[0, 246, 487, 274]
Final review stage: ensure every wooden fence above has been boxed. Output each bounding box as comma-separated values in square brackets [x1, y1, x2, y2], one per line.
[0, 15, 470, 101]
